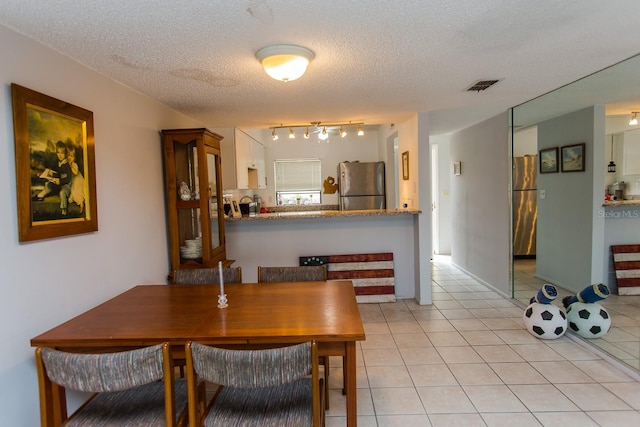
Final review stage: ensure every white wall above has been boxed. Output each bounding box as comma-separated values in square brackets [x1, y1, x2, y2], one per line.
[0, 25, 202, 425]
[450, 113, 511, 295]
[536, 106, 606, 292]
[430, 134, 452, 255]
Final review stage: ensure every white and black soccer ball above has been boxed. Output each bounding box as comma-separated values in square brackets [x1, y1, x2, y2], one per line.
[523, 302, 567, 340]
[566, 302, 611, 338]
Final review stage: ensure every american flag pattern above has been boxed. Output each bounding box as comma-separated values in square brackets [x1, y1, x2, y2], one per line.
[300, 252, 396, 303]
[612, 244, 640, 296]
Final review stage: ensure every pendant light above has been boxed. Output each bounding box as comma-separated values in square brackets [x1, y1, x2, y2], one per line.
[608, 134, 616, 173]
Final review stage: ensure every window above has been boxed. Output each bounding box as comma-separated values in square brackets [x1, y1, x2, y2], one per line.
[274, 159, 321, 205]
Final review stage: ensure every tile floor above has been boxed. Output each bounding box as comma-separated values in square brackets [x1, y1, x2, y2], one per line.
[324, 257, 640, 426]
[514, 259, 640, 372]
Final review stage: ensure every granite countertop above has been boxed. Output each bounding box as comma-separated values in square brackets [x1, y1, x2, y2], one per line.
[226, 208, 421, 221]
[602, 199, 640, 207]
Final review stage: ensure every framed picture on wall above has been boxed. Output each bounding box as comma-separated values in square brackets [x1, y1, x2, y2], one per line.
[11, 83, 98, 242]
[402, 151, 409, 180]
[561, 143, 586, 172]
[229, 197, 241, 218]
[539, 147, 559, 173]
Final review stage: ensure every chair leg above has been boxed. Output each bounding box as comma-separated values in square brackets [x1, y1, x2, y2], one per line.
[342, 356, 346, 395]
[324, 359, 330, 410]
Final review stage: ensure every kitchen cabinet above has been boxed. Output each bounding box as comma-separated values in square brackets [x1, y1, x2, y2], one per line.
[161, 128, 228, 272]
[217, 127, 266, 190]
[623, 129, 640, 176]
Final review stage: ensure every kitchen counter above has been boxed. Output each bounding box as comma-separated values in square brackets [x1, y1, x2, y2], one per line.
[226, 208, 421, 221]
[602, 199, 640, 207]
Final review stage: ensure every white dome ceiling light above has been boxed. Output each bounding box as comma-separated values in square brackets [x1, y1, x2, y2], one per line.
[256, 44, 314, 82]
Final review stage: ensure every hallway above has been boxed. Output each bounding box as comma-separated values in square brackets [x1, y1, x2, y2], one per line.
[324, 257, 640, 426]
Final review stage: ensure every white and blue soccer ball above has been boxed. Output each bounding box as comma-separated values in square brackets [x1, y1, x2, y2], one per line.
[566, 302, 611, 339]
[523, 302, 567, 340]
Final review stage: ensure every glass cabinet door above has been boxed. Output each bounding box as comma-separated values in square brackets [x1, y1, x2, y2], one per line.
[207, 149, 223, 254]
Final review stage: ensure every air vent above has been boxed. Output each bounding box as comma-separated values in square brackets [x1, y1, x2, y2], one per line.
[466, 79, 500, 92]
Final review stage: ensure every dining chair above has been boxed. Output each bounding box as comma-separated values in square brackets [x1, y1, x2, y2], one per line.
[185, 341, 324, 427]
[257, 265, 326, 283]
[35, 342, 189, 427]
[172, 266, 242, 284]
[256, 264, 333, 408]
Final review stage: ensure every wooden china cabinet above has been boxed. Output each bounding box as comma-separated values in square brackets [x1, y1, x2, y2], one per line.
[161, 128, 229, 273]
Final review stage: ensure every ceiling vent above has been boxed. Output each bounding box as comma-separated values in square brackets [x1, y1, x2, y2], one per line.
[466, 79, 500, 92]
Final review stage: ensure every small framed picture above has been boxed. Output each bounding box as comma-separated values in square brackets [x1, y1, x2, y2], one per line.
[539, 147, 559, 174]
[453, 161, 462, 176]
[229, 198, 241, 218]
[402, 151, 409, 180]
[561, 143, 586, 172]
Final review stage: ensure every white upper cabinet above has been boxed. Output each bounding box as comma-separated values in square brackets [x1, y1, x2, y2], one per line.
[217, 127, 266, 190]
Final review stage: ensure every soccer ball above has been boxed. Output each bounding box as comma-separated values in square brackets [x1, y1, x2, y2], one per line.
[566, 302, 611, 338]
[523, 302, 567, 340]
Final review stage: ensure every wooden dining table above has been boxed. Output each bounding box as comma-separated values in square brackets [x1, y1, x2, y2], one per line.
[31, 280, 366, 426]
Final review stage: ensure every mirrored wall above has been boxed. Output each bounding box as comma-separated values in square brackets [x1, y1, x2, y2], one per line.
[511, 53, 640, 373]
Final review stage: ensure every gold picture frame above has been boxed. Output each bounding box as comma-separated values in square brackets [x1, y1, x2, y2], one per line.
[402, 151, 409, 180]
[12, 84, 98, 242]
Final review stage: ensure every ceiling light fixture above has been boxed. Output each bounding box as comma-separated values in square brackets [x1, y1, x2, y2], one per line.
[318, 127, 329, 140]
[357, 125, 364, 136]
[630, 112, 639, 126]
[304, 127, 310, 139]
[339, 127, 347, 138]
[269, 121, 365, 142]
[271, 129, 278, 141]
[255, 44, 315, 82]
[289, 128, 295, 139]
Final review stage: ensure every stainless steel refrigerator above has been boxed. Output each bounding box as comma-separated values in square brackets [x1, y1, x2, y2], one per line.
[338, 161, 386, 210]
[513, 155, 537, 256]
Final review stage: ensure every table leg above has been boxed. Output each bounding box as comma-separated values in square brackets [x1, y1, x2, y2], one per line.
[344, 341, 357, 426]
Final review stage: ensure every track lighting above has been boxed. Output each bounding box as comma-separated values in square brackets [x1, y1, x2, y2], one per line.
[268, 121, 364, 141]
[630, 112, 638, 126]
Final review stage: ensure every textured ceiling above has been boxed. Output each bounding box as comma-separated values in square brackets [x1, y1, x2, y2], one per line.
[1, 0, 639, 135]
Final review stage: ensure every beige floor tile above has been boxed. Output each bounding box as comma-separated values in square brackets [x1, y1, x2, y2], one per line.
[419, 319, 456, 332]
[362, 348, 405, 366]
[448, 362, 503, 385]
[469, 308, 505, 319]
[554, 383, 633, 411]
[585, 410, 640, 427]
[399, 347, 444, 365]
[460, 330, 505, 345]
[436, 346, 483, 364]
[474, 345, 525, 363]
[360, 333, 397, 349]
[493, 329, 541, 345]
[407, 364, 457, 386]
[416, 385, 477, 414]
[366, 365, 414, 388]
[370, 387, 426, 415]
[428, 413, 486, 427]
[532, 411, 599, 427]
[325, 387, 375, 417]
[413, 310, 447, 321]
[481, 317, 523, 330]
[387, 320, 424, 334]
[376, 414, 431, 427]
[544, 341, 602, 360]
[481, 412, 543, 427]
[459, 299, 492, 309]
[440, 309, 476, 320]
[572, 359, 636, 382]
[393, 332, 433, 348]
[510, 343, 565, 362]
[508, 384, 580, 412]
[489, 362, 549, 385]
[325, 415, 378, 427]
[601, 381, 640, 409]
[529, 361, 594, 383]
[449, 318, 489, 331]
[463, 384, 528, 412]
[363, 321, 391, 335]
[427, 331, 467, 347]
